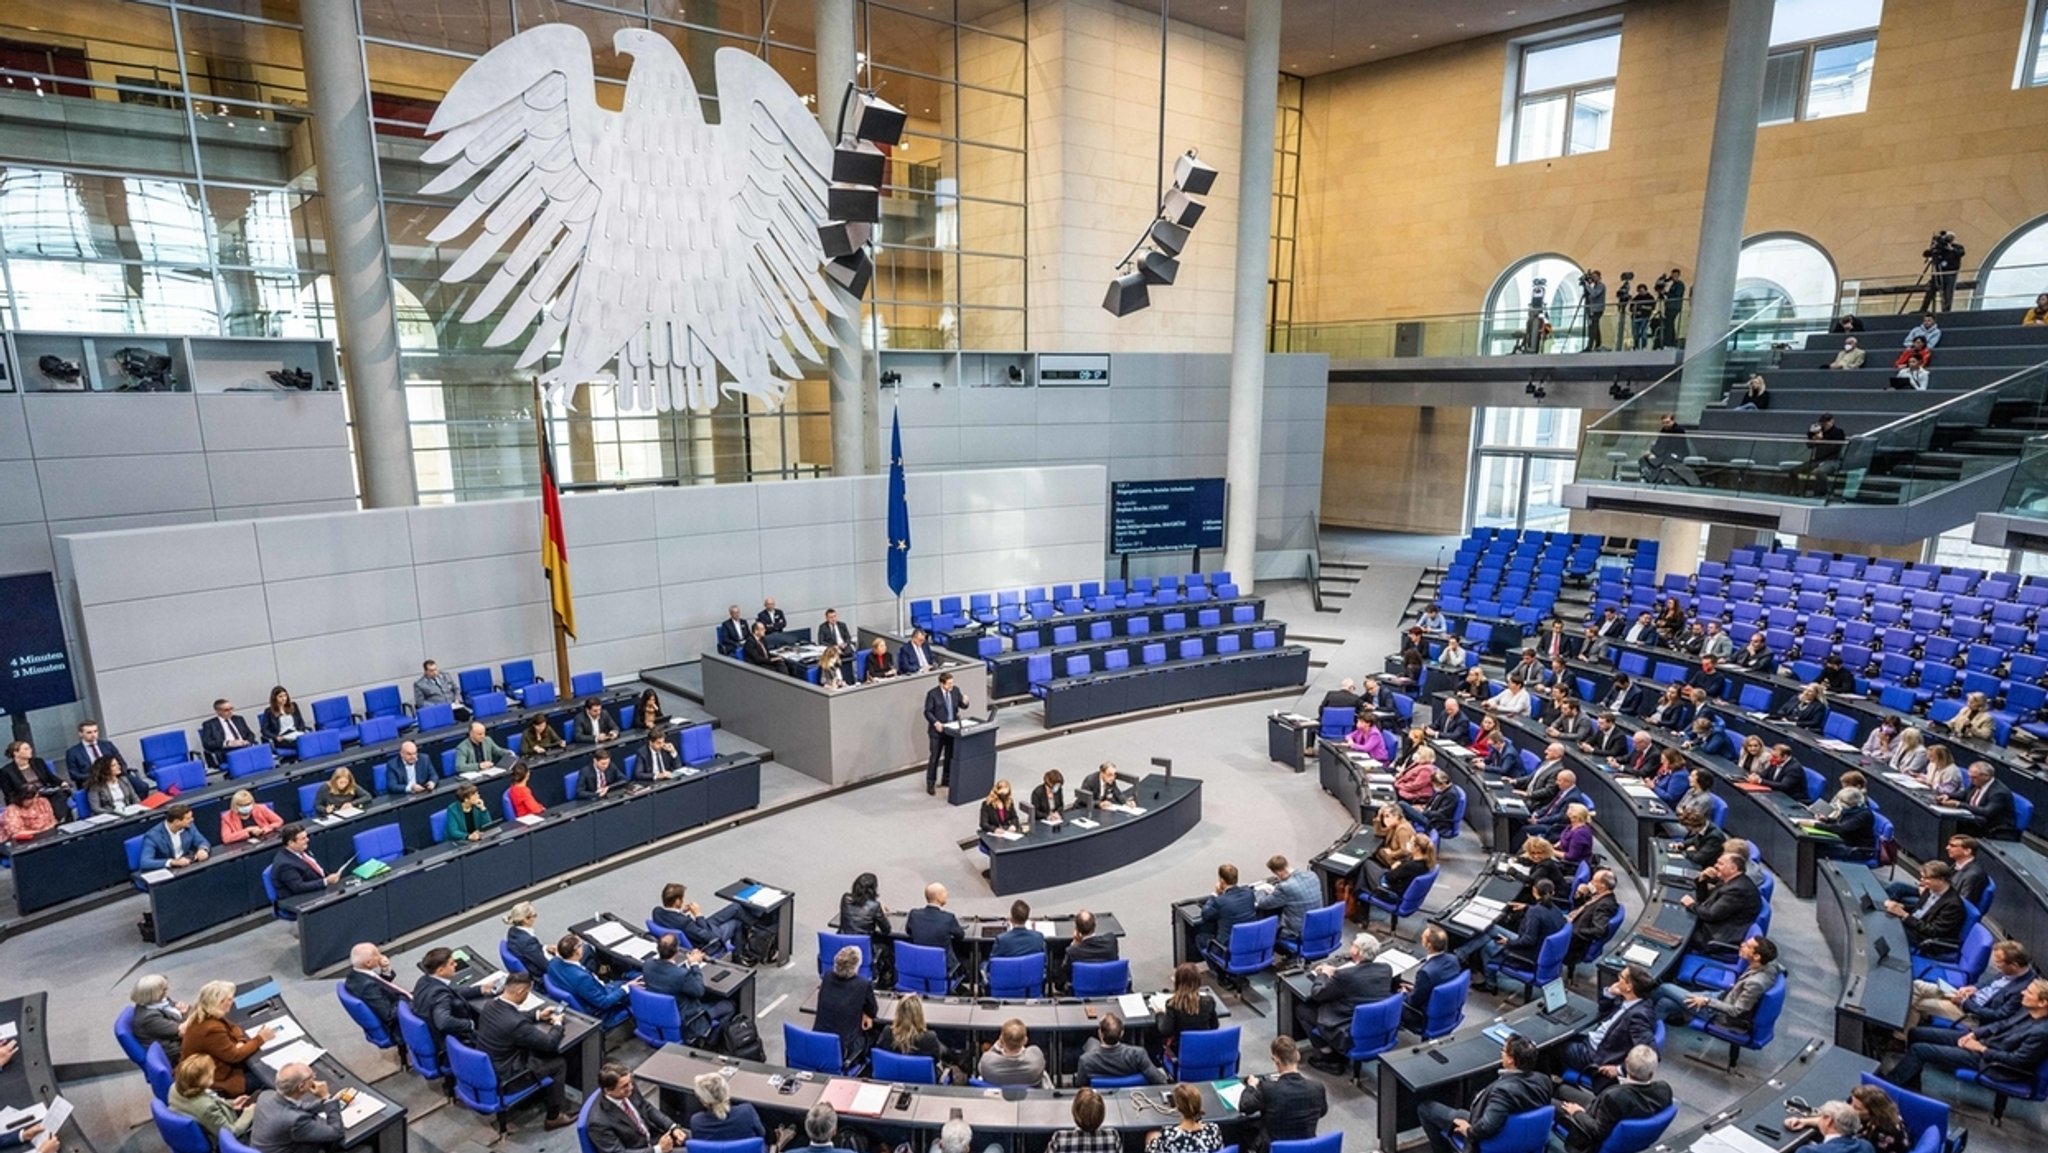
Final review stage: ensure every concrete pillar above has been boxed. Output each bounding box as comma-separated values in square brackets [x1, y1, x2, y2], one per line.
[300, 1, 415, 507]
[1676, 0, 1773, 416]
[1223, 0, 1280, 589]
[1656, 519, 1705, 580]
[817, 0, 869, 476]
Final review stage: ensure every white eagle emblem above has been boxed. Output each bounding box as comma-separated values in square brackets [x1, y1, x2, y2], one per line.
[421, 25, 846, 413]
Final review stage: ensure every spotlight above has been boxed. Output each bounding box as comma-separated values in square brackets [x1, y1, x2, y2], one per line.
[1147, 219, 1191, 256]
[1102, 271, 1150, 317]
[832, 140, 886, 186]
[881, 369, 902, 386]
[818, 220, 872, 259]
[1173, 151, 1218, 196]
[852, 91, 907, 147]
[1161, 187, 1206, 229]
[1138, 250, 1179, 285]
[1006, 364, 1024, 384]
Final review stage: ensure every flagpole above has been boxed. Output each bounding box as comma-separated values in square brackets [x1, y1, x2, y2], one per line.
[535, 383, 572, 692]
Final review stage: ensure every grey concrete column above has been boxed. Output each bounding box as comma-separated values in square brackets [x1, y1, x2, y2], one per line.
[1677, 0, 1773, 415]
[1223, 0, 1281, 589]
[817, 0, 869, 475]
[300, 1, 415, 507]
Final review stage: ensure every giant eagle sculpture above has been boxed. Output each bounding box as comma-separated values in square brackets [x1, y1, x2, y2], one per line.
[422, 25, 846, 413]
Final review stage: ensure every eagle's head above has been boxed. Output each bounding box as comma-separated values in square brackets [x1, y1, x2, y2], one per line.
[613, 28, 693, 112]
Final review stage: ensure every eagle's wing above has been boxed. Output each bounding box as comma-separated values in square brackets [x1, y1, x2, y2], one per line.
[712, 47, 848, 400]
[420, 24, 609, 380]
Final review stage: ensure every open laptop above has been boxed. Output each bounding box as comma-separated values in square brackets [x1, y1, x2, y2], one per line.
[1537, 976, 1585, 1024]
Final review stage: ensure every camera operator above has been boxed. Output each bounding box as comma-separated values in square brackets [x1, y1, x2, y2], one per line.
[1614, 273, 1636, 349]
[1922, 231, 1964, 312]
[1658, 268, 1686, 350]
[1581, 271, 1607, 352]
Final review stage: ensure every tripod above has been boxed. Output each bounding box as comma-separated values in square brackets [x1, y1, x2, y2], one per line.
[1899, 257, 1934, 315]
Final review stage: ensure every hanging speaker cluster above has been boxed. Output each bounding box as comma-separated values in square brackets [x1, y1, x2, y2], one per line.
[1104, 150, 1220, 317]
[819, 89, 907, 301]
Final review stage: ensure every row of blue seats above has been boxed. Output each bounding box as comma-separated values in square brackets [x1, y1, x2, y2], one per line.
[137, 668, 606, 771]
[916, 582, 1243, 635]
[962, 604, 1263, 660]
[1024, 628, 1282, 688]
[910, 573, 1236, 631]
[1723, 546, 2030, 594]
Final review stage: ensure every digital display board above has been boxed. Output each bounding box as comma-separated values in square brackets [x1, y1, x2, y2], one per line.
[1111, 478, 1225, 554]
[0, 573, 76, 716]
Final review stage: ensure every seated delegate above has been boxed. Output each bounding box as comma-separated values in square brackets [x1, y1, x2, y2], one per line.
[455, 722, 510, 774]
[384, 740, 438, 795]
[270, 824, 340, 896]
[259, 686, 310, 751]
[139, 805, 211, 871]
[218, 790, 283, 844]
[443, 783, 497, 840]
[313, 767, 371, 816]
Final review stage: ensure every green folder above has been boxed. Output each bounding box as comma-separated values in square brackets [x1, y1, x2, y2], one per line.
[351, 858, 392, 880]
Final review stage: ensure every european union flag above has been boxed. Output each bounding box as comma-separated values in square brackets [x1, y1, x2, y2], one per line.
[887, 406, 911, 597]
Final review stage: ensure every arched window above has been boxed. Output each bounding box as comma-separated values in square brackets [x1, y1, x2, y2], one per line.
[1483, 254, 1584, 355]
[1978, 215, 2048, 311]
[1734, 233, 1835, 345]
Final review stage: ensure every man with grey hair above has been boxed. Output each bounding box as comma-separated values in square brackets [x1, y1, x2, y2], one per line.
[1783, 1100, 1871, 1153]
[342, 943, 406, 1041]
[790, 1102, 840, 1153]
[1320, 679, 1360, 712]
[1555, 1044, 1672, 1153]
[129, 974, 184, 1060]
[1297, 932, 1392, 1064]
[249, 1063, 344, 1153]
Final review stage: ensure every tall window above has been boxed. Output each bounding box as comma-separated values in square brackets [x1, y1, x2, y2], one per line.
[1509, 30, 1620, 163]
[1761, 0, 1881, 124]
[1482, 255, 1585, 355]
[2026, 0, 2048, 88]
[1734, 234, 1836, 346]
[1978, 216, 2048, 311]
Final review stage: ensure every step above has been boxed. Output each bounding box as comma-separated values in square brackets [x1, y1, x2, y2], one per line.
[1948, 440, 2029, 456]
[1322, 560, 1369, 574]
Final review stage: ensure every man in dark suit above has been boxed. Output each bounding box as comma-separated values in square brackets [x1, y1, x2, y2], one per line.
[906, 882, 967, 966]
[1887, 861, 1966, 955]
[1887, 977, 2048, 1093]
[1594, 608, 1625, 639]
[137, 805, 210, 871]
[636, 731, 680, 781]
[1947, 762, 2020, 839]
[199, 698, 258, 766]
[343, 943, 407, 1039]
[1420, 1034, 1552, 1153]
[577, 749, 627, 799]
[1555, 1045, 1673, 1153]
[816, 609, 854, 650]
[1558, 965, 1658, 1087]
[1682, 854, 1762, 955]
[756, 598, 788, 637]
[1077, 763, 1128, 809]
[63, 720, 123, 787]
[1525, 770, 1589, 841]
[1947, 835, 1992, 911]
[639, 935, 713, 1030]
[1239, 1037, 1328, 1145]
[922, 672, 968, 795]
[1060, 909, 1119, 992]
[990, 900, 1047, 958]
[1566, 870, 1622, 966]
[1419, 771, 1461, 837]
[897, 629, 937, 674]
[585, 1060, 683, 1153]
[475, 972, 574, 1129]
[716, 606, 750, 656]
[1686, 656, 1728, 700]
[1580, 714, 1630, 759]
[650, 883, 742, 952]
[1599, 676, 1645, 719]
[1198, 864, 1258, 953]
[249, 1064, 345, 1153]
[1319, 680, 1361, 712]
[574, 698, 620, 745]
[1403, 926, 1464, 1034]
[1909, 939, 2034, 1035]
[1074, 1013, 1167, 1085]
[742, 622, 793, 675]
[1540, 618, 1580, 662]
[1295, 932, 1393, 1056]
[412, 947, 499, 1051]
[270, 824, 338, 898]
[385, 740, 437, 796]
[1477, 881, 1568, 989]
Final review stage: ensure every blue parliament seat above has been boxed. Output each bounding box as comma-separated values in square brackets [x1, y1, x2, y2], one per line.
[337, 982, 397, 1049]
[1071, 959, 1131, 998]
[1163, 1025, 1240, 1081]
[362, 685, 415, 731]
[989, 954, 1046, 998]
[448, 1035, 550, 1133]
[224, 744, 276, 779]
[309, 696, 361, 745]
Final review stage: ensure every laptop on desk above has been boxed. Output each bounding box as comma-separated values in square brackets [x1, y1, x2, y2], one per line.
[1537, 977, 1585, 1025]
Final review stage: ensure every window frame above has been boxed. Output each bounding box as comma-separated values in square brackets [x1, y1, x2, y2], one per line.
[1506, 28, 1622, 164]
[2023, 0, 2048, 88]
[1760, 30, 1878, 125]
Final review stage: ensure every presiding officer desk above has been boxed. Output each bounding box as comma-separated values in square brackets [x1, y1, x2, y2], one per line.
[224, 978, 409, 1153]
[634, 1046, 1250, 1151]
[828, 911, 1128, 970]
[978, 618, 1289, 701]
[981, 774, 1201, 896]
[7, 688, 630, 916]
[0, 995, 99, 1153]
[1035, 646, 1311, 727]
[280, 741, 762, 974]
[144, 716, 732, 946]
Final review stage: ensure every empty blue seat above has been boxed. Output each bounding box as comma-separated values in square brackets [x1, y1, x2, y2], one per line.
[1215, 635, 1241, 654]
[293, 730, 344, 761]
[1179, 638, 1204, 660]
[225, 744, 277, 779]
[353, 822, 403, 862]
[1253, 630, 1277, 649]
[1142, 643, 1167, 665]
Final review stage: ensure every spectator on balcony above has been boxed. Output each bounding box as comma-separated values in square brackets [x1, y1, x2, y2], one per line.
[2024, 293, 2048, 326]
[1827, 337, 1865, 370]
[1831, 313, 1866, 333]
[1904, 312, 1944, 349]
[1731, 374, 1769, 410]
[1892, 342, 1931, 391]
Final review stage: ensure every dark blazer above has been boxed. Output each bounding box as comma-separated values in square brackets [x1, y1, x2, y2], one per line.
[412, 974, 489, 1045]
[1758, 757, 1807, 799]
[1585, 726, 1630, 758]
[1077, 774, 1127, 808]
[1560, 1080, 1674, 1153]
[64, 739, 125, 786]
[980, 800, 1021, 833]
[741, 637, 779, 668]
[474, 998, 565, 1083]
[641, 957, 708, 1016]
[756, 608, 787, 634]
[897, 643, 936, 674]
[199, 715, 258, 764]
[1320, 690, 1361, 711]
[1682, 826, 1729, 869]
[0, 760, 63, 806]
[1905, 887, 1966, 953]
[1778, 699, 1828, 732]
[547, 958, 629, 1016]
[1958, 780, 2020, 839]
[1028, 784, 1065, 819]
[248, 1093, 344, 1153]
[1693, 873, 1763, 951]
[924, 684, 967, 729]
[1375, 858, 1431, 904]
[506, 927, 550, 978]
[587, 1086, 679, 1153]
[650, 906, 726, 952]
[1568, 891, 1621, 960]
[1816, 803, 1876, 852]
[1063, 932, 1120, 984]
[1200, 885, 1259, 945]
[905, 905, 966, 956]
[814, 973, 878, 1058]
[1464, 1070, 1554, 1145]
[270, 849, 326, 896]
[1404, 952, 1465, 1031]
[1953, 858, 1991, 911]
[817, 619, 854, 648]
[1972, 1008, 2048, 1081]
[259, 705, 309, 745]
[1601, 685, 1646, 717]
[384, 756, 437, 794]
[1305, 962, 1392, 1032]
[575, 711, 621, 744]
[1240, 1071, 1328, 1144]
[1582, 998, 1658, 1070]
[689, 1103, 765, 1143]
[991, 926, 1046, 958]
[577, 761, 627, 798]
[1690, 728, 1737, 760]
[1687, 668, 1728, 699]
[839, 897, 890, 938]
[343, 968, 404, 1037]
[1076, 1039, 1167, 1085]
[1503, 903, 1567, 966]
[636, 743, 679, 780]
[133, 1002, 185, 1061]
[717, 618, 750, 655]
[1421, 787, 1461, 835]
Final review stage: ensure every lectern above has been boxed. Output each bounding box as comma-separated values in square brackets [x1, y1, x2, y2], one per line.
[944, 717, 1000, 806]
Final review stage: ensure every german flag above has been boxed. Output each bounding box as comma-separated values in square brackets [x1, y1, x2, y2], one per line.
[538, 408, 576, 639]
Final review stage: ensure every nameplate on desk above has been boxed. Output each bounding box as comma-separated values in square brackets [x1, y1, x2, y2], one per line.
[1325, 852, 1360, 871]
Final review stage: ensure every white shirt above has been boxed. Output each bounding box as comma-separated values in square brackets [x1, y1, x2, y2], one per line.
[1488, 687, 1531, 714]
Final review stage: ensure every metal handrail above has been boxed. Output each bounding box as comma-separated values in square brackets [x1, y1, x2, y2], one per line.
[1586, 295, 1793, 429]
[1856, 356, 2048, 439]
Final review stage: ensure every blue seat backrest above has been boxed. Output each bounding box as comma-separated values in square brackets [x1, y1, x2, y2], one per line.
[458, 668, 495, 699]
[1142, 643, 1167, 665]
[353, 822, 403, 861]
[502, 660, 537, 691]
[681, 725, 716, 765]
[359, 716, 401, 746]
[226, 744, 277, 778]
[1179, 638, 1203, 660]
[571, 671, 605, 697]
[417, 702, 456, 731]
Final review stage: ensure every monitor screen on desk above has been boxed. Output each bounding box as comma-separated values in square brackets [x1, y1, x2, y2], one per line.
[1540, 977, 1567, 1013]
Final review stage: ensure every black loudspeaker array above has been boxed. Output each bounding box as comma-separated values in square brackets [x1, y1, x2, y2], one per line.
[820, 90, 908, 301]
[1104, 150, 1219, 317]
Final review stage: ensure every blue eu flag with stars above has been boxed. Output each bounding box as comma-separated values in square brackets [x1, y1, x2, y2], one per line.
[887, 406, 911, 597]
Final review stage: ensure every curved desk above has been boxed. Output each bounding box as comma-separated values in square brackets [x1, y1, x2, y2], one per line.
[224, 979, 409, 1153]
[635, 1046, 1249, 1142]
[0, 994, 99, 1153]
[1656, 1040, 1874, 1151]
[981, 775, 1201, 896]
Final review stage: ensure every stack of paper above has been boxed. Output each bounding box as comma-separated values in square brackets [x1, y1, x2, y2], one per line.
[260, 1039, 326, 1072]
[615, 938, 658, 962]
[1214, 1081, 1246, 1109]
[516, 813, 545, 826]
[339, 1093, 387, 1128]
[0, 1104, 47, 1131]
[1117, 993, 1150, 1019]
[333, 804, 362, 819]
[746, 886, 788, 909]
[1378, 948, 1421, 978]
[1031, 920, 1058, 937]
[258, 1017, 307, 1050]
[1071, 817, 1101, 829]
[1324, 852, 1360, 871]
[1450, 897, 1506, 933]
[1622, 944, 1660, 966]
[1690, 1124, 1781, 1153]
[586, 920, 634, 947]
[1818, 738, 1859, 753]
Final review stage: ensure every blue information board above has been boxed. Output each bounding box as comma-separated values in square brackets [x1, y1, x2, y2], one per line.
[0, 573, 76, 715]
[1111, 478, 1226, 554]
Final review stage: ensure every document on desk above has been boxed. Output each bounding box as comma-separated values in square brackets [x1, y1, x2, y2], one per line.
[0, 1022, 14, 1042]
[986, 830, 1025, 841]
[1070, 817, 1100, 829]
[1378, 948, 1420, 978]
[1118, 993, 1150, 1019]
[56, 819, 95, 834]
[1818, 738, 1859, 753]
[258, 1017, 307, 1049]
[511, 990, 550, 1014]
[1885, 773, 1931, 791]
[1622, 944, 1661, 966]
[1214, 1080, 1246, 1110]
[1690, 1124, 1780, 1153]
[339, 1092, 388, 1128]
[586, 920, 634, 947]
[616, 938, 658, 962]
[140, 868, 174, 885]
[1450, 902, 1503, 934]
[1620, 783, 1659, 799]
[516, 814, 545, 825]
[744, 885, 788, 909]
[233, 981, 281, 1011]
[0, 1103, 47, 1130]
[1324, 852, 1360, 871]
[1031, 920, 1058, 937]
[260, 1039, 326, 1073]
[39, 1098, 70, 1137]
